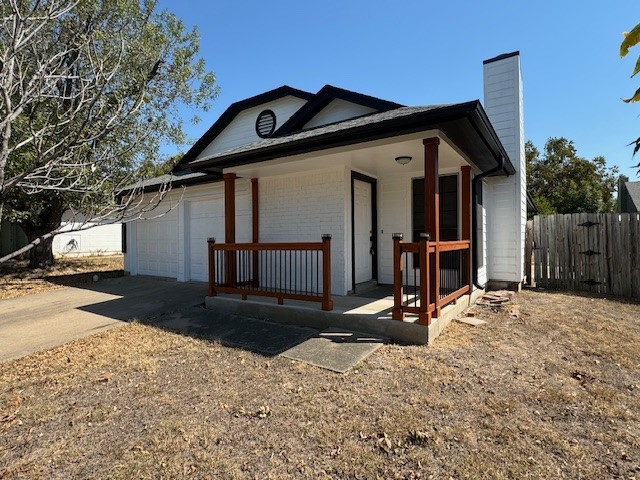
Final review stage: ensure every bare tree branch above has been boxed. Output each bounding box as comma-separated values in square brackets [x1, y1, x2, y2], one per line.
[0, 0, 218, 264]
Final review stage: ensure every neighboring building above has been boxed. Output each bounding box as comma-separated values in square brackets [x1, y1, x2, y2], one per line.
[618, 179, 640, 213]
[51, 213, 122, 256]
[0, 215, 122, 258]
[124, 52, 526, 296]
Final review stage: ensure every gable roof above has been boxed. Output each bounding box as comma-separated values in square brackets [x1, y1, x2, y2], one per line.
[274, 84, 403, 135]
[173, 86, 313, 172]
[624, 181, 640, 211]
[183, 101, 516, 176]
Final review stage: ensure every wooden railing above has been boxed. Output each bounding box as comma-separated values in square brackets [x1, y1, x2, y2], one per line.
[392, 233, 470, 325]
[207, 235, 333, 311]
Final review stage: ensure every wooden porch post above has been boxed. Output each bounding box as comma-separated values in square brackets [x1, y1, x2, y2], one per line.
[207, 238, 217, 297]
[223, 172, 237, 287]
[251, 178, 259, 287]
[461, 165, 473, 290]
[321, 234, 334, 311]
[423, 137, 440, 318]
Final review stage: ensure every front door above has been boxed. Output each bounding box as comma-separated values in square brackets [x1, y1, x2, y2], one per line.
[353, 178, 373, 284]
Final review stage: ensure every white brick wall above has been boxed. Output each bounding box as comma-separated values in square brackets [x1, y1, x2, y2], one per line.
[378, 170, 412, 285]
[259, 168, 347, 295]
[483, 54, 526, 284]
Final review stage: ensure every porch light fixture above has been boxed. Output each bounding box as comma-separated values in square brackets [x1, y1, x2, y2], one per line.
[395, 155, 412, 166]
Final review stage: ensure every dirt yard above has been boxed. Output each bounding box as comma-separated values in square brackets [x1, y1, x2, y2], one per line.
[1, 289, 639, 479]
[0, 255, 123, 300]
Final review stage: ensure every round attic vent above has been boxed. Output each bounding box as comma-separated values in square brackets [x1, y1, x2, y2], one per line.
[255, 109, 276, 138]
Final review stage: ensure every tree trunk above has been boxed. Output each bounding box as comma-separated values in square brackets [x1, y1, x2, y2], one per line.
[27, 236, 55, 268]
[20, 195, 65, 268]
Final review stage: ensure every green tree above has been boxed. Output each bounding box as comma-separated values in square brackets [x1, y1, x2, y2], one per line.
[620, 22, 640, 164]
[0, 0, 217, 266]
[526, 138, 618, 215]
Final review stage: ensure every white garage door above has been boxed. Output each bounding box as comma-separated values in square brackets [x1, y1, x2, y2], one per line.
[136, 209, 178, 278]
[189, 198, 225, 281]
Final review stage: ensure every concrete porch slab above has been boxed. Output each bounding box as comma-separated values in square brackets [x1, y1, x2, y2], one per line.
[205, 287, 485, 345]
[281, 327, 387, 373]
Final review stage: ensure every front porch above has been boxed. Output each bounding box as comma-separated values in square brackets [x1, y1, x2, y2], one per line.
[205, 283, 483, 345]
[204, 133, 480, 343]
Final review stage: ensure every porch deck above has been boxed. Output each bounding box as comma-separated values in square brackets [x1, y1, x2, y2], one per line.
[205, 284, 483, 345]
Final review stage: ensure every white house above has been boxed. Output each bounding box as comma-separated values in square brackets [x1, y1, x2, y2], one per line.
[51, 213, 122, 256]
[124, 52, 526, 329]
[1, 216, 122, 258]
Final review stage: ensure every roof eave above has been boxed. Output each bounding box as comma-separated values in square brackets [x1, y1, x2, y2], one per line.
[470, 104, 517, 176]
[187, 101, 515, 177]
[172, 86, 314, 173]
[187, 103, 468, 169]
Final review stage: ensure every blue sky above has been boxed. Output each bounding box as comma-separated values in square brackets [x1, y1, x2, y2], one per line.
[158, 0, 640, 179]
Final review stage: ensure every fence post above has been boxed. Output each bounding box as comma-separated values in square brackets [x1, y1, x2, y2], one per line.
[321, 234, 333, 311]
[207, 238, 217, 297]
[418, 233, 431, 325]
[525, 219, 534, 286]
[392, 233, 404, 320]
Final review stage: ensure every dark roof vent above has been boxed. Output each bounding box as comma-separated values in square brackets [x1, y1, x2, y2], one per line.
[256, 109, 276, 138]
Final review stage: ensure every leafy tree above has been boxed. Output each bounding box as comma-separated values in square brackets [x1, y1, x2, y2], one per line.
[526, 138, 618, 216]
[0, 0, 217, 266]
[137, 153, 183, 179]
[620, 22, 640, 165]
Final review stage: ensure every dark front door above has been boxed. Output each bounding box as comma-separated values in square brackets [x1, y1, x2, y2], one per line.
[412, 174, 459, 242]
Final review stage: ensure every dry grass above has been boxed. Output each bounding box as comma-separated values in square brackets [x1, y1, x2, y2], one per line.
[0, 255, 123, 300]
[1, 289, 639, 479]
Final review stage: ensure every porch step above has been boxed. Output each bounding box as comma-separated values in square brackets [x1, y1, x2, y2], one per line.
[281, 328, 387, 373]
[205, 295, 430, 345]
[206, 288, 484, 345]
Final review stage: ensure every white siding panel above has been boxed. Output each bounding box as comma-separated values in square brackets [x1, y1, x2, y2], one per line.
[303, 99, 377, 129]
[197, 96, 307, 159]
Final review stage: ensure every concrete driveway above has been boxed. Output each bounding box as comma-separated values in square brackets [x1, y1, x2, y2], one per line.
[0, 276, 207, 362]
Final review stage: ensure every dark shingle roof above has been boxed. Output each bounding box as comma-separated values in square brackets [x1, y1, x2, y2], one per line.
[120, 171, 219, 196]
[274, 84, 404, 135]
[625, 181, 640, 210]
[173, 86, 313, 171]
[183, 101, 516, 178]
[187, 105, 450, 166]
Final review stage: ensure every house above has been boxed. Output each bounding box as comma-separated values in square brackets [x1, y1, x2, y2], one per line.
[618, 179, 640, 213]
[0, 216, 122, 258]
[123, 51, 526, 340]
[51, 213, 123, 257]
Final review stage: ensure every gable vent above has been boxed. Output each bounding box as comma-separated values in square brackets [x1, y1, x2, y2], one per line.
[256, 109, 276, 138]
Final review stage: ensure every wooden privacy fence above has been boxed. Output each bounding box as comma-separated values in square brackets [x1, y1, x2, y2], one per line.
[531, 213, 640, 298]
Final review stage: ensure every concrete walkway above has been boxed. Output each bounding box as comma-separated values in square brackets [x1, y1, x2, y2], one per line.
[0, 276, 386, 372]
[0, 276, 206, 362]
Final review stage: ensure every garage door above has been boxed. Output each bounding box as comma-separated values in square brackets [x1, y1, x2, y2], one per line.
[136, 209, 178, 278]
[189, 198, 225, 281]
